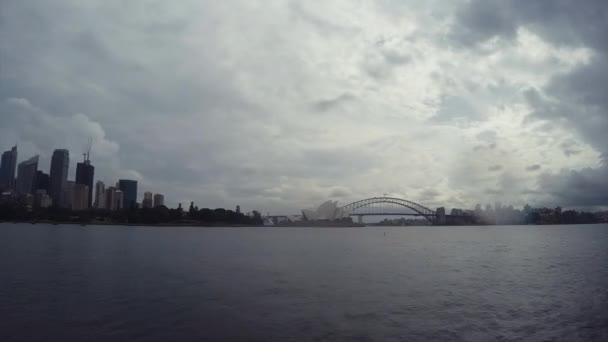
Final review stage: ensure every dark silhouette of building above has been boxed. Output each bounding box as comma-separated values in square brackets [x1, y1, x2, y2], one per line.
[75, 160, 94, 208]
[16, 155, 39, 194]
[49, 149, 69, 207]
[0, 145, 18, 192]
[35, 171, 50, 193]
[118, 179, 138, 209]
[142, 191, 153, 208]
[153, 193, 164, 207]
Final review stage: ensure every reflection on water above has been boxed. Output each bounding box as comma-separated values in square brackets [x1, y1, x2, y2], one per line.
[1, 224, 607, 341]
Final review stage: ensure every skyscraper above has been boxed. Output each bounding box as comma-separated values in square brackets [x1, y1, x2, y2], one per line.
[16, 155, 39, 194]
[35, 171, 50, 193]
[115, 190, 123, 210]
[142, 191, 153, 208]
[75, 159, 94, 208]
[49, 149, 69, 206]
[118, 179, 138, 209]
[153, 194, 165, 207]
[0, 145, 17, 192]
[62, 180, 74, 209]
[105, 186, 117, 210]
[94, 181, 106, 209]
[71, 184, 89, 211]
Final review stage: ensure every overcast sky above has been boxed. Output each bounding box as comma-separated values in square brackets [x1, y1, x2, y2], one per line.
[1, 0, 607, 213]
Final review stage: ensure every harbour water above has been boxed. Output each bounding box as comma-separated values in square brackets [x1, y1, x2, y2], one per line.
[1, 223, 607, 341]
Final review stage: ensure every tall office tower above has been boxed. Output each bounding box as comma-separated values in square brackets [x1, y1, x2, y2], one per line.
[153, 194, 165, 207]
[142, 191, 153, 208]
[105, 187, 117, 211]
[76, 160, 94, 208]
[0, 145, 18, 192]
[62, 181, 74, 209]
[115, 190, 124, 210]
[35, 171, 50, 193]
[49, 149, 69, 206]
[16, 155, 39, 194]
[94, 181, 106, 209]
[71, 184, 89, 211]
[118, 179, 138, 209]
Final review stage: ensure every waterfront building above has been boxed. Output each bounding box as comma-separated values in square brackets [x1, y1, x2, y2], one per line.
[34, 189, 52, 208]
[153, 193, 164, 207]
[436, 207, 446, 225]
[62, 181, 74, 209]
[49, 149, 69, 207]
[35, 171, 50, 193]
[71, 184, 89, 211]
[16, 155, 39, 194]
[94, 181, 106, 209]
[118, 179, 137, 209]
[115, 190, 123, 210]
[105, 187, 117, 210]
[0, 145, 17, 192]
[75, 159, 94, 208]
[142, 191, 153, 208]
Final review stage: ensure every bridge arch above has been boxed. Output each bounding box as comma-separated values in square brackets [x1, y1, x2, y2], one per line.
[341, 197, 436, 220]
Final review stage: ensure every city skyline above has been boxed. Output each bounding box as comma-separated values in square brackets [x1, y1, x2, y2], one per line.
[0, 144, 164, 211]
[0, 142, 605, 216]
[1, 1, 607, 213]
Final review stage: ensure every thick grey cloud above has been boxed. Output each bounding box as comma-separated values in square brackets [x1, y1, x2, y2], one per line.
[1, 0, 606, 211]
[539, 167, 608, 208]
[452, 0, 608, 208]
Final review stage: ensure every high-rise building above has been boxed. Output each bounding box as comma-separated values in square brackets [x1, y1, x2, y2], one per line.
[142, 191, 153, 208]
[153, 194, 165, 207]
[35, 171, 50, 193]
[0, 145, 17, 192]
[16, 155, 39, 194]
[105, 186, 117, 210]
[49, 149, 69, 206]
[94, 181, 106, 209]
[62, 180, 74, 209]
[118, 179, 138, 209]
[72, 184, 89, 211]
[75, 159, 94, 208]
[115, 190, 123, 210]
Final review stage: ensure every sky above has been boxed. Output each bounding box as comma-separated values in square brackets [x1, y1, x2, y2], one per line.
[1, 0, 607, 213]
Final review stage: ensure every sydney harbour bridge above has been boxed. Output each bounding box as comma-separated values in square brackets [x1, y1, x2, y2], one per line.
[269, 196, 471, 225]
[341, 196, 440, 224]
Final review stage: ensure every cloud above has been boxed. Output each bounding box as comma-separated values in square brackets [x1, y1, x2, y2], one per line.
[311, 93, 356, 113]
[488, 165, 503, 172]
[526, 165, 541, 172]
[1, 0, 607, 211]
[539, 166, 608, 208]
[451, 0, 608, 208]
[0, 97, 123, 182]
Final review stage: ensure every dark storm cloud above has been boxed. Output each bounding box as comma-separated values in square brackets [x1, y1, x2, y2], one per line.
[453, 0, 608, 52]
[539, 167, 608, 207]
[453, 0, 608, 206]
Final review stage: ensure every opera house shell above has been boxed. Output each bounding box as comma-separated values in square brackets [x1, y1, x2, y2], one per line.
[302, 200, 351, 221]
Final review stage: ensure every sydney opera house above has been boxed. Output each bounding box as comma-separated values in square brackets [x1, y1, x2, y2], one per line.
[302, 200, 351, 221]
